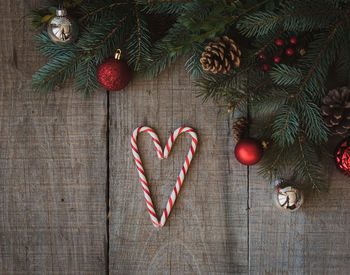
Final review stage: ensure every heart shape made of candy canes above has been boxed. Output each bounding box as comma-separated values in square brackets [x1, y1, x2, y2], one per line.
[131, 126, 198, 228]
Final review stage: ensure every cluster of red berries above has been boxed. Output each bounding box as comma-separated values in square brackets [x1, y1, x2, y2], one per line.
[259, 37, 298, 71]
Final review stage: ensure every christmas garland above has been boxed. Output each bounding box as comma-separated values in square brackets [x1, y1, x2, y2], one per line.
[31, 0, 350, 193]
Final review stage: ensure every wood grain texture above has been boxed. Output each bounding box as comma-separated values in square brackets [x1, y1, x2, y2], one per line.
[0, 1, 107, 274]
[249, 153, 350, 274]
[3, 1, 350, 274]
[109, 60, 248, 274]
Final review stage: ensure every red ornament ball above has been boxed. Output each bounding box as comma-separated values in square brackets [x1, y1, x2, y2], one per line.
[275, 39, 284, 47]
[289, 37, 297, 45]
[261, 63, 269, 71]
[274, 56, 281, 63]
[234, 138, 263, 166]
[97, 57, 132, 91]
[335, 137, 350, 177]
[259, 53, 266, 60]
[285, 48, 295, 56]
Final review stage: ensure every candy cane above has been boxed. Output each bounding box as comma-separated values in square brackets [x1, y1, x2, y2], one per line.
[131, 126, 198, 228]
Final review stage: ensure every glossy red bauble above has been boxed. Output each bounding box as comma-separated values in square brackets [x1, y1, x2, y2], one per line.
[275, 39, 284, 47]
[289, 37, 297, 45]
[97, 57, 132, 91]
[261, 63, 269, 71]
[285, 48, 295, 56]
[234, 138, 263, 166]
[335, 137, 350, 177]
[274, 56, 281, 63]
[259, 53, 266, 60]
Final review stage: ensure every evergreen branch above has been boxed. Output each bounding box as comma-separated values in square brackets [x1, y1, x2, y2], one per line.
[33, 52, 84, 92]
[85, 61, 90, 92]
[127, 11, 152, 71]
[144, 50, 168, 72]
[79, 2, 128, 22]
[141, 1, 215, 77]
[139, 1, 186, 14]
[238, 9, 339, 37]
[296, 135, 321, 192]
[249, 31, 284, 58]
[92, 16, 128, 54]
[272, 104, 299, 145]
[36, 32, 79, 58]
[229, 78, 271, 112]
[242, 78, 270, 102]
[267, 149, 283, 173]
[258, 142, 286, 180]
[39, 54, 83, 86]
[195, 64, 257, 101]
[135, 2, 142, 65]
[252, 92, 291, 116]
[275, 13, 348, 144]
[270, 64, 303, 86]
[238, 0, 272, 18]
[141, 23, 188, 78]
[75, 57, 99, 96]
[298, 96, 328, 143]
[296, 20, 344, 97]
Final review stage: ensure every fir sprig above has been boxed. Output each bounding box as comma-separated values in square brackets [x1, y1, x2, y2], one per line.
[32, 1, 158, 94]
[196, 0, 350, 191]
[31, 0, 350, 192]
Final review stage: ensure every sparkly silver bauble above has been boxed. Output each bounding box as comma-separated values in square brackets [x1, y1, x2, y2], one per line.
[47, 8, 78, 43]
[273, 185, 304, 212]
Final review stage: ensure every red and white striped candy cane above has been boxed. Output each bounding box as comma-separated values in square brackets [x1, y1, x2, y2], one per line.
[131, 126, 198, 228]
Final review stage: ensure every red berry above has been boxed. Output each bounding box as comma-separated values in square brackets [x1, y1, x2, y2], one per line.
[261, 63, 269, 71]
[289, 37, 297, 44]
[259, 53, 266, 60]
[275, 39, 284, 46]
[285, 48, 294, 56]
[274, 56, 281, 63]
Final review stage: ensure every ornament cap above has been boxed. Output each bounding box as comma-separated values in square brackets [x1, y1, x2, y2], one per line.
[115, 49, 122, 60]
[56, 8, 67, 17]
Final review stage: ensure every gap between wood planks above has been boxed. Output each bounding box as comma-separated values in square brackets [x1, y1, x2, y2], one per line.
[247, 165, 250, 274]
[106, 90, 110, 275]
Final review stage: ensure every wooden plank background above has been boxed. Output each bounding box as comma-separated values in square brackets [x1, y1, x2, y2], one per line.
[0, 1, 107, 274]
[1, 1, 350, 274]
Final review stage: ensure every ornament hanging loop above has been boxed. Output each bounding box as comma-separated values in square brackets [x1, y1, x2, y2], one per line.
[115, 49, 122, 60]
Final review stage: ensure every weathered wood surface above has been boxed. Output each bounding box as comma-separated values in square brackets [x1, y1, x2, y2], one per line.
[109, 60, 248, 274]
[249, 153, 350, 274]
[0, 1, 107, 274]
[2, 0, 350, 274]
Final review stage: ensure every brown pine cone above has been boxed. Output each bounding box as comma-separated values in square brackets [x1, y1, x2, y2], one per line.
[233, 117, 248, 143]
[321, 87, 350, 135]
[200, 36, 241, 74]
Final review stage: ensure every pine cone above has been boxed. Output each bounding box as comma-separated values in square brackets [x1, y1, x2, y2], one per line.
[200, 36, 241, 74]
[233, 117, 248, 143]
[321, 87, 350, 135]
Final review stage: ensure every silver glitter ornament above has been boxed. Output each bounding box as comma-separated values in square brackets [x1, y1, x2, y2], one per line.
[47, 8, 78, 43]
[273, 182, 304, 212]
